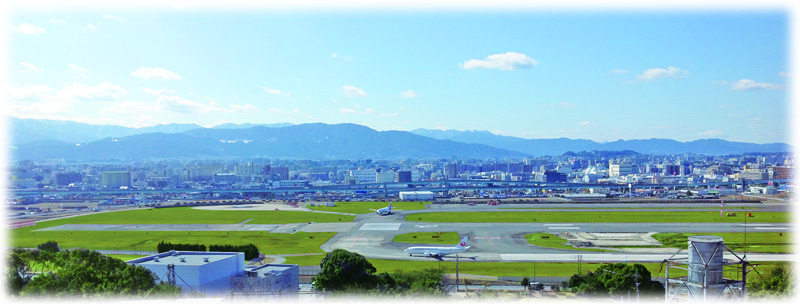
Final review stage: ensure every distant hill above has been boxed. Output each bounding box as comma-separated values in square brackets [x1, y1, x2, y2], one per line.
[9, 119, 791, 160]
[410, 129, 792, 156]
[11, 123, 528, 161]
[9, 118, 203, 144]
[211, 122, 293, 129]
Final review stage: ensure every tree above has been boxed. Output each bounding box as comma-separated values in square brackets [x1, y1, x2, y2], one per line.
[37, 241, 60, 253]
[314, 249, 379, 291]
[520, 277, 530, 290]
[749, 265, 793, 299]
[390, 268, 444, 294]
[11, 248, 181, 298]
[569, 263, 663, 300]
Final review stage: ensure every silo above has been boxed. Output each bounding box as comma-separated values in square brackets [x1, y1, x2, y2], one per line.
[687, 235, 725, 299]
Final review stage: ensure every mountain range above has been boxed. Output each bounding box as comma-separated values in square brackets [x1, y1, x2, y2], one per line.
[7, 118, 792, 161]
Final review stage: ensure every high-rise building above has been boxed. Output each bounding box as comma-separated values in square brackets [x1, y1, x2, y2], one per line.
[101, 171, 131, 189]
[397, 171, 412, 183]
[55, 172, 82, 186]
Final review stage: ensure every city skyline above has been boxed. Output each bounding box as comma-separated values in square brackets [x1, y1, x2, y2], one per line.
[6, 6, 792, 144]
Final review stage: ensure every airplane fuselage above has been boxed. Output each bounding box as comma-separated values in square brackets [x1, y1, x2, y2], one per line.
[403, 246, 466, 257]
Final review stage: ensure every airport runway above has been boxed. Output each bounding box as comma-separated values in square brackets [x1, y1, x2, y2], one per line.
[320, 208, 794, 262]
[33, 202, 795, 263]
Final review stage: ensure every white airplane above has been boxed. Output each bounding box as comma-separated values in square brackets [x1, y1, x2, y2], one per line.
[370, 201, 401, 215]
[404, 236, 470, 258]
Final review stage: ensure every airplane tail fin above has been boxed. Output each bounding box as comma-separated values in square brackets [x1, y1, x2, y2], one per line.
[457, 236, 469, 248]
[388, 201, 393, 209]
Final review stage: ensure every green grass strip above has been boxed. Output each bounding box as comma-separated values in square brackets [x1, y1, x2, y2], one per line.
[652, 232, 794, 253]
[105, 255, 146, 262]
[524, 233, 616, 252]
[407, 211, 790, 223]
[12, 230, 335, 255]
[392, 232, 460, 244]
[16, 207, 353, 231]
[307, 201, 429, 214]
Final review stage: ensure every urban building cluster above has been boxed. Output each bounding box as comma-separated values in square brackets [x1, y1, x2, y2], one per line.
[9, 153, 792, 191]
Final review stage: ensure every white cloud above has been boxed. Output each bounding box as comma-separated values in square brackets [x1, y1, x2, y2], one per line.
[342, 85, 367, 97]
[156, 96, 213, 114]
[87, 23, 97, 31]
[101, 101, 153, 115]
[19, 62, 41, 73]
[7, 82, 126, 102]
[140, 87, 174, 95]
[103, 14, 128, 22]
[265, 108, 299, 115]
[68, 64, 86, 72]
[579, 121, 590, 127]
[50, 19, 66, 24]
[460, 52, 538, 70]
[230, 104, 258, 112]
[699, 130, 723, 137]
[14, 23, 46, 34]
[611, 69, 630, 74]
[778, 71, 791, 77]
[636, 67, 688, 80]
[59, 82, 127, 101]
[261, 86, 292, 97]
[401, 90, 417, 99]
[731, 79, 783, 91]
[156, 95, 255, 114]
[131, 67, 182, 80]
[331, 53, 352, 61]
[6, 85, 54, 100]
[340, 107, 375, 115]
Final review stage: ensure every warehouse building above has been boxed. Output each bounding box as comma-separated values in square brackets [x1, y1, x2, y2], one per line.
[399, 191, 434, 201]
[127, 251, 299, 297]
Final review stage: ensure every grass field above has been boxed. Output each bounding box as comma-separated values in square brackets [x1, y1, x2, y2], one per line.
[12, 229, 335, 255]
[653, 232, 794, 253]
[392, 232, 460, 244]
[307, 201, 429, 214]
[105, 255, 146, 262]
[18, 207, 354, 230]
[285, 254, 788, 279]
[407, 211, 790, 223]
[283, 254, 326, 266]
[524, 233, 616, 252]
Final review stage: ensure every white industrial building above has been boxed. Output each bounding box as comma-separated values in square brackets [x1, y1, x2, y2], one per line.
[399, 191, 434, 201]
[127, 251, 299, 297]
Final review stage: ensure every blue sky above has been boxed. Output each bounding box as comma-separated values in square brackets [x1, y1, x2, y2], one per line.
[6, 8, 792, 144]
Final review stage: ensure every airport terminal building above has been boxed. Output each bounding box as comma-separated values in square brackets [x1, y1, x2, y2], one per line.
[127, 251, 299, 297]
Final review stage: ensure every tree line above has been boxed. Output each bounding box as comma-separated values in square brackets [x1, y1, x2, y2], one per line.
[313, 249, 445, 295]
[7, 241, 181, 298]
[157, 241, 260, 260]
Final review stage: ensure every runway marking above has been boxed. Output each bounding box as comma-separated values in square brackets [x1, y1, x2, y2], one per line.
[359, 223, 401, 231]
[549, 226, 580, 230]
[414, 224, 439, 229]
[739, 224, 772, 226]
[483, 233, 494, 246]
[544, 224, 574, 226]
[754, 227, 788, 230]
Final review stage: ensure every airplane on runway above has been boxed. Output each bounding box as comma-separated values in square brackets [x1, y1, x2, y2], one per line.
[404, 236, 470, 258]
[370, 201, 401, 215]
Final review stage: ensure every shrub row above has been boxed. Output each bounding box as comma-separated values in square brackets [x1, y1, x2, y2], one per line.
[157, 242, 259, 260]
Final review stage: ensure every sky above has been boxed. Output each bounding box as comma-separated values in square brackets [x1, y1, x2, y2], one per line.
[4, 3, 794, 144]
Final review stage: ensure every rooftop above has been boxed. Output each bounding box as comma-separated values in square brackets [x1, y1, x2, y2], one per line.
[128, 251, 243, 267]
